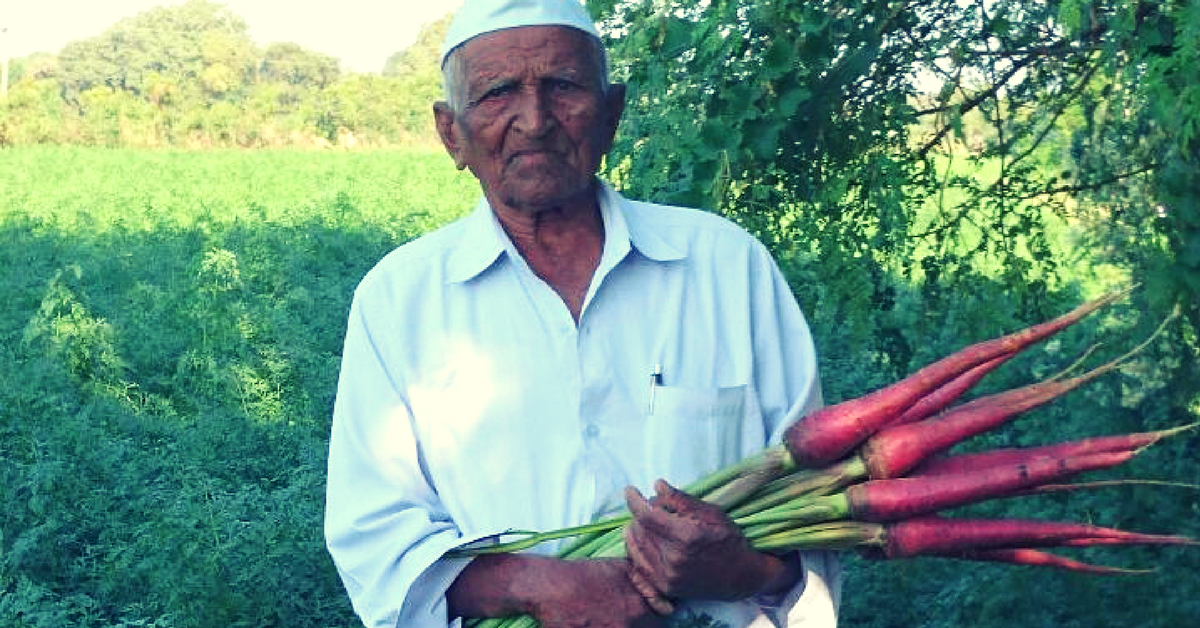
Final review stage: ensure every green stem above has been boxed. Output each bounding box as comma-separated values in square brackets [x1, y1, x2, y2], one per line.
[591, 533, 628, 558]
[1047, 342, 1103, 381]
[741, 519, 803, 541]
[446, 515, 630, 558]
[455, 445, 798, 558]
[561, 526, 624, 559]
[685, 444, 797, 500]
[476, 616, 539, 628]
[467, 615, 534, 628]
[697, 445, 799, 509]
[730, 456, 868, 518]
[555, 527, 609, 557]
[732, 494, 851, 529]
[751, 521, 886, 552]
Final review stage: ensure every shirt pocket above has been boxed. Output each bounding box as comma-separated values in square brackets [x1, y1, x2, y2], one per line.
[643, 384, 747, 487]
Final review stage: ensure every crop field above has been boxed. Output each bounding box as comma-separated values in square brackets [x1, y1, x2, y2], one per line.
[1, 147, 1196, 628]
[0, 147, 478, 627]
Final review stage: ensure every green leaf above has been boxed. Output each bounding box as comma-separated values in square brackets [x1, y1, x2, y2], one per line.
[721, 82, 759, 114]
[700, 119, 743, 152]
[764, 39, 794, 74]
[777, 86, 811, 117]
[746, 118, 783, 160]
[1181, 236, 1200, 268]
[661, 16, 694, 55]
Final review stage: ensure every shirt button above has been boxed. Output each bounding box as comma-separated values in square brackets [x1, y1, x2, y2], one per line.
[584, 424, 600, 439]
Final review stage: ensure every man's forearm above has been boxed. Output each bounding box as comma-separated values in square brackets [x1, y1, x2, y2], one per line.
[447, 553, 549, 619]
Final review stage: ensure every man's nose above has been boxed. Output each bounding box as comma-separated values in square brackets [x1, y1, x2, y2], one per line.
[511, 86, 554, 137]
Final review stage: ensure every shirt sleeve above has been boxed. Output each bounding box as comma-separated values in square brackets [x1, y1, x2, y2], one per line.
[760, 551, 844, 628]
[324, 292, 476, 628]
[747, 243, 843, 627]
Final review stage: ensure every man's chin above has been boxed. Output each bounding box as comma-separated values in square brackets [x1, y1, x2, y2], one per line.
[497, 179, 596, 214]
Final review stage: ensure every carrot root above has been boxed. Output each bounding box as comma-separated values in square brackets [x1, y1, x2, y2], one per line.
[785, 290, 1131, 468]
[883, 515, 1199, 558]
[847, 450, 1139, 523]
[935, 547, 1156, 575]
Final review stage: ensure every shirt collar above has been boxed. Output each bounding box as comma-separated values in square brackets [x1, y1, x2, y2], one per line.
[446, 195, 508, 283]
[446, 180, 685, 284]
[597, 181, 685, 264]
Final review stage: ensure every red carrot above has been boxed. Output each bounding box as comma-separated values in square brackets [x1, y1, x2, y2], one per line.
[883, 515, 1197, 558]
[1015, 479, 1200, 496]
[935, 547, 1153, 574]
[909, 423, 1199, 478]
[785, 290, 1127, 468]
[887, 355, 1011, 427]
[859, 355, 1134, 479]
[846, 450, 1137, 522]
[1056, 535, 1200, 547]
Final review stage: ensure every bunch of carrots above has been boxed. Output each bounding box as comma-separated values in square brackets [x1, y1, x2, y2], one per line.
[456, 289, 1197, 628]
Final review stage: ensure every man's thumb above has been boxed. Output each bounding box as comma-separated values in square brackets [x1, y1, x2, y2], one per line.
[652, 479, 693, 513]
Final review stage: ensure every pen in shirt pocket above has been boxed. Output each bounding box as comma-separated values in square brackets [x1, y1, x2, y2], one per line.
[648, 363, 663, 414]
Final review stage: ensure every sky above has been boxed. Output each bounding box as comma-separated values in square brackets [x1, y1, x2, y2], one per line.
[2, 0, 464, 73]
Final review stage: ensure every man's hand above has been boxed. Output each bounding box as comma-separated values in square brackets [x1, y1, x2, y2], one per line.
[526, 558, 666, 628]
[623, 479, 801, 603]
[447, 554, 664, 628]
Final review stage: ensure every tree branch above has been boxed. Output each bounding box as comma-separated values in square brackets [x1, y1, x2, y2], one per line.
[915, 52, 1035, 158]
[1014, 164, 1158, 201]
[986, 52, 1105, 177]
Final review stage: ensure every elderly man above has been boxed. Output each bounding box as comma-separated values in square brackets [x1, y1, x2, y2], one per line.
[324, 1, 841, 627]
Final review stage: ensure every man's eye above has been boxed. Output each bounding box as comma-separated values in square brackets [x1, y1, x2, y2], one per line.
[548, 79, 578, 92]
[483, 84, 516, 100]
[469, 85, 511, 107]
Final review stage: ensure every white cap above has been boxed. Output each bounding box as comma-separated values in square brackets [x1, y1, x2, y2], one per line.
[440, 0, 601, 67]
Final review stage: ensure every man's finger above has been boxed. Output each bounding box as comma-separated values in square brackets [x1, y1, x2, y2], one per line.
[625, 485, 653, 516]
[625, 485, 684, 536]
[655, 479, 739, 536]
[652, 479, 703, 515]
[625, 560, 675, 616]
[624, 519, 664, 581]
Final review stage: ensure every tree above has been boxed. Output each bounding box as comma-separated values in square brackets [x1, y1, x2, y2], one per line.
[1, 0, 449, 148]
[382, 12, 453, 78]
[259, 42, 341, 89]
[588, 0, 1197, 377]
[0, 75, 69, 144]
[56, 0, 255, 102]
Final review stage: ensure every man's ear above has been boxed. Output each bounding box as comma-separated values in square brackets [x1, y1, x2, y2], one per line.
[433, 102, 467, 170]
[599, 83, 627, 154]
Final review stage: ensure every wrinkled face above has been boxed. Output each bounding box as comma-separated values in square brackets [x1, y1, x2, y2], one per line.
[434, 26, 625, 215]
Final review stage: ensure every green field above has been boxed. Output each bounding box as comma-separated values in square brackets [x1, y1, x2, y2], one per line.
[2, 147, 1196, 628]
[1, 147, 478, 627]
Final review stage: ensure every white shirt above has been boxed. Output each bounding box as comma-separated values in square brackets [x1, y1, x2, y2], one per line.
[325, 182, 841, 628]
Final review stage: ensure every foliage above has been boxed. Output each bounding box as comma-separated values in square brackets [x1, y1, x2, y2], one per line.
[0, 147, 479, 627]
[586, 0, 1192, 379]
[382, 12, 453, 78]
[260, 42, 342, 89]
[0, 1, 452, 148]
[586, 0, 1200, 626]
[1057, 0, 1200, 330]
[54, 0, 257, 101]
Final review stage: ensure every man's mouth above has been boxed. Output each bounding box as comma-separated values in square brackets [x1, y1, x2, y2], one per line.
[508, 149, 558, 166]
